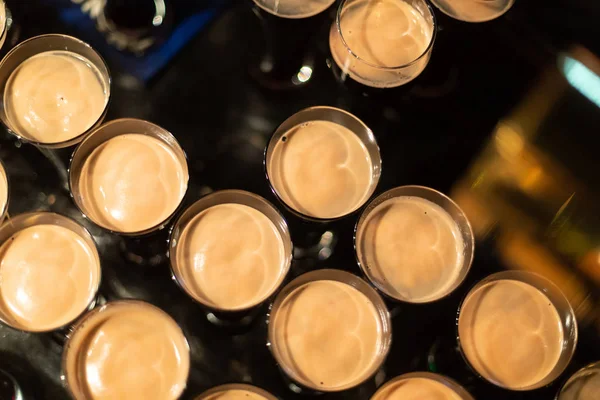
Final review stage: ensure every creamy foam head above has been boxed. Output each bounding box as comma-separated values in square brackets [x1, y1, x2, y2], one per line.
[175, 203, 286, 310]
[0, 162, 7, 220]
[431, 0, 514, 23]
[0, 224, 100, 331]
[0, 3, 6, 41]
[78, 133, 187, 233]
[272, 279, 383, 390]
[253, 0, 336, 18]
[559, 364, 600, 400]
[201, 390, 269, 400]
[458, 279, 564, 389]
[371, 376, 465, 400]
[197, 385, 276, 400]
[357, 196, 465, 302]
[269, 120, 373, 219]
[4, 50, 107, 144]
[329, 0, 434, 87]
[64, 301, 190, 400]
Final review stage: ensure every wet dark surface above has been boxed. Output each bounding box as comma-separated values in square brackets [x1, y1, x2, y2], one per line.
[0, 1, 599, 399]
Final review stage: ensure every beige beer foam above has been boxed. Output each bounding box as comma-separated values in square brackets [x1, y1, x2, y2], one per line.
[269, 120, 373, 219]
[0, 224, 100, 331]
[371, 377, 464, 400]
[175, 203, 286, 310]
[200, 389, 271, 400]
[79, 133, 187, 233]
[0, 4, 6, 48]
[5, 50, 107, 144]
[254, 0, 336, 18]
[65, 302, 189, 400]
[330, 0, 433, 87]
[559, 367, 600, 400]
[272, 280, 382, 390]
[358, 196, 464, 302]
[0, 164, 7, 219]
[459, 279, 564, 389]
[432, 0, 514, 22]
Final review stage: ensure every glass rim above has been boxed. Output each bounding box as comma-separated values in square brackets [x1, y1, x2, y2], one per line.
[0, 157, 9, 223]
[371, 371, 475, 400]
[61, 299, 191, 400]
[456, 270, 579, 391]
[267, 268, 392, 392]
[335, 0, 438, 71]
[0, 1, 7, 46]
[264, 105, 381, 223]
[354, 185, 475, 304]
[169, 189, 294, 312]
[0, 33, 112, 149]
[68, 118, 189, 237]
[252, 0, 336, 19]
[193, 383, 278, 400]
[0, 211, 102, 333]
[429, 0, 516, 23]
[555, 360, 600, 400]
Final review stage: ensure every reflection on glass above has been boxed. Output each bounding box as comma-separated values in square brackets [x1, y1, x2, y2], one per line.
[194, 383, 278, 400]
[169, 189, 292, 327]
[268, 269, 391, 393]
[250, 0, 335, 89]
[0, 368, 23, 400]
[329, 0, 436, 88]
[69, 119, 189, 237]
[557, 361, 600, 400]
[265, 106, 381, 222]
[0, 159, 8, 224]
[253, 0, 336, 18]
[371, 372, 474, 400]
[98, 0, 170, 54]
[0, 34, 110, 149]
[430, 0, 515, 23]
[0, 212, 101, 333]
[0, 1, 7, 52]
[355, 186, 474, 304]
[457, 271, 577, 391]
[62, 300, 190, 400]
